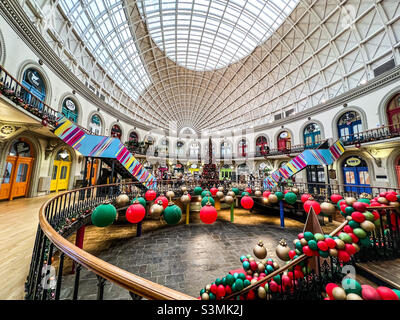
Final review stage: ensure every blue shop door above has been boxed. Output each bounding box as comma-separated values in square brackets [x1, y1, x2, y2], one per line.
[343, 166, 371, 194]
[21, 80, 45, 110]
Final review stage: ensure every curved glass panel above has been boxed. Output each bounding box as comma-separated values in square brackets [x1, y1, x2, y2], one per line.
[59, 0, 151, 100]
[138, 0, 299, 70]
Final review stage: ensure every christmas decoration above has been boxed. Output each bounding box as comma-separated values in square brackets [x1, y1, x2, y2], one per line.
[91, 203, 117, 227]
[253, 241, 267, 259]
[241, 196, 254, 210]
[154, 196, 169, 209]
[162, 202, 182, 225]
[201, 196, 215, 207]
[145, 189, 157, 201]
[115, 193, 130, 208]
[275, 239, 291, 261]
[132, 197, 146, 207]
[126, 203, 146, 224]
[200, 203, 218, 224]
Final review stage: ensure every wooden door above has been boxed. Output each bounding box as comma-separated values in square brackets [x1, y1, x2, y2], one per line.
[86, 160, 98, 186]
[50, 160, 71, 192]
[10, 157, 33, 200]
[50, 161, 60, 192]
[0, 157, 17, 200]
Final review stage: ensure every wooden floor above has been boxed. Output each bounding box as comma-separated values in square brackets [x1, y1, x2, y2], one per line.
[0, 193, 58, 300]
[356, 259, 400, 290]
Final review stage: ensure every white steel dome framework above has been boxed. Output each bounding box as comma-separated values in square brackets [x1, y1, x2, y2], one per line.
[18, 0, 400, 133]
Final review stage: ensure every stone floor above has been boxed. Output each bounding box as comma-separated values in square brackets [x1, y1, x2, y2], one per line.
[59, 218, 303, 300]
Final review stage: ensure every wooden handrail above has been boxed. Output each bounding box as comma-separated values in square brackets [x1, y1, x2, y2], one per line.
[38, 187, 196, 300]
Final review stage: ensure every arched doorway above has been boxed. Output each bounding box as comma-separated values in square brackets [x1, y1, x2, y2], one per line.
[50, 149, 72, 192]
[256, 136, 269, 156]
[277, 131, 291, 152]
[0, 138, 35, 200]
[386, 93, 400, 133]
[221, 141, 232, 158]
[304, 123, 321, 149]
[337, 111, 362, 142]
[21, 68, 46, 109]
[111, 124, 122, 140]
[238, 139, 247, 157]
[220, 164, 232, 180]
[62, 97, 79, 123]
[342, 156, 371, 193]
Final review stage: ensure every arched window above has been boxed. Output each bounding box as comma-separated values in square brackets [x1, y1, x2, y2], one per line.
[62, 98, 79, 123]
[9, 139, 32, 157]
[387, 93, 400, 133]
[238, 139, 247, 157]
[129, 131, 139, 143]
[189, 142, 200, 158]
[111, 124, 122, 139]
[304, 123, 321, 148]
[21, 68, 46, 109]
[337, 111, 362, 142]
[256, 136, 269, 156]
[176, 141, 185, 156]
[277, 131, 291, 152]
[221, 141, 232, 157]
[89, 114, 102, 135]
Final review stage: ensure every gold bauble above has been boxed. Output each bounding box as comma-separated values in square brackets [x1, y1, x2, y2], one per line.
[201, 293, 209, 300]
[360, 220, 375, 232]
[320, 202, 336, 215]
[360, 192, 372, 200]
[352, 243, 360, 252]
[263, 197, 270, 205]
[261, 259, 268, 265]
[180, 194, 191, 205]
[329, 248, 338, 257]
[257, 263, 265, 273]
[346, 293, 363, 300]
[253, 273, 259, 278]
[291, 187, 299, 195]
[389, 201, 400, 208]
[150, 202, 164, 219]
[273, 262, 279, 270]
[345, 197, 357, 206]
[218, 186, 224, 192]
[300, 238, 308, 246]
[227, 191, 235, 197]
[332, 287, 347, 300]
[251, 279, 258, 285]
[257, 286, 267, 299]
[334, 239, 346, 250]
[224, 195, 234, 204]
[115, 193, 130, 208]
[268, 194, 278, 204]
[253, 240, 267, 259]
[276, 239, 291, 261]
[181, 186, 187, 192]
[293, 239, 300, 246]
[216, 191, 224, 199]
[346, 216, 353, 221]
[166, 191, 175, 199]
[205, 284, 211, 293]
[378, 197, 389, 204]
[248, 257, 255, 262]
[254, 190, 262, 197]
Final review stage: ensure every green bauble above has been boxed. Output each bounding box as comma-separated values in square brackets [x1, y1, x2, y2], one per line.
[348, 220, 360, 229]
[358, 198, 371, 204]
[359, 237, 372, 248]
[319, 250, 329, 258]
[339, 232, 353, 244]
[238, 273, 246, 280]
[91, 203, 117, 227]
[226, 274, 235, 286]
[363, 211, 375, 222]
[341, 278, 362, 296]
[284, 192, 297, 205]
[314, 233, 325, 242]
[275, 192, 284, 201]
[304, 232, 315, 241]
[132, 197, 146, 207]
[295, 242, 303, 252]
[209, 292, 216, 300]
[308, 240, 318, 251]
[273, 275, 281, 285]
[201, 196, 215, 207]
[243, 279, 251, 288]
[232, 188, 240, 195]
[194, 186, 203, 195]
[345, 206, 355, 215]
[163, 204, 182, 225]
[241, 191, 250, 197]
[215, 278, 221, 286]
[234, 279, 244, 291]
[353, 228, 367, 239]
[201, 190, 211, 198]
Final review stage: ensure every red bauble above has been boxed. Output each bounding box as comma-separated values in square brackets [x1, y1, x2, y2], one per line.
[348, 232, 359, 243]
[199, 204, 218, 224]
[303, 200, 321, 215]
[225, 285, 232, 295]
[376, 287, 399, 300]
[344, 225, 353, 234]
[216, 285, 226, 298]
[126, 204, 146, 224]
[386, 193, 398, 202]
[326, 283, 339, 299]
[345, 244, 357, 255]
[301, 194, 312, 203]
[145, 189, 157, 201]
[337, 249, 351, 262]
[210, 284, 218, 294]
[351, 211, 366, 223]
[372, 210, 380, 220]
[246, 290, 256, 300]
[249, 261, 257, 271]
[353, 202, 368, 212]
[269, 280, 279, 292]
[210, 187, 218, 196]
[241, 196, 254, 210]
[330, 194, 343, 204]
[317, 241, 328, 251]
[288, 250, 296, 259]
[263, 191, 271, 198]
[325, 237, 337, 249]
[245, 187, 252, 194]
[155, 196, 168, 209]
[302, 246, 313, 257]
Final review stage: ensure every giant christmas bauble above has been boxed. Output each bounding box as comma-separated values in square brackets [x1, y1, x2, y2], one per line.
[155, 196, 169, 209]
[275, 239, 291, 261]
[210, 187, 218, 196]
[91, 203, 117, 227]
[275, 192, 284, 201]
[301, 194, 312, 203]
[224, 195, 234, 204]
[241, 196, 254, 209]
[216, 191, 224, 199]
[163, 203, 182, 225]
[194, 186, 203, 195]
[227, 191, 235, 197]
[303, 200, 321, 215]
[181, 193, 191, 205]
[254, 190, 262, 197]
[145, 189, 157, 201]
[330, 194, 343, 204]
[150, 201, 164, 218]
[268, 194, 278, 204]
[232, 188, 240, 196]
[321, 202, 336, 215]
[284, 192, 297, 205]
[201, 196, 215, 207]
[126, 203, 145, 224]
[201, 190, 212, 198]
[115, 193, 130, 208]
[200, 204, 218, 224]
[166, 190, 175, 199]
[253, 240, 267, 259]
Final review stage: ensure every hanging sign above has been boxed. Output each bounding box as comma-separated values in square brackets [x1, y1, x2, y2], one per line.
[346, 157, 361, 167]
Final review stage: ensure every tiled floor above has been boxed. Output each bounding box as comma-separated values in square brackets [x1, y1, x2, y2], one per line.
[60, 218, 303, 299]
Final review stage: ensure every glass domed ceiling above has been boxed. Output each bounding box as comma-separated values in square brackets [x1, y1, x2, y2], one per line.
[138, 0, 300, 71]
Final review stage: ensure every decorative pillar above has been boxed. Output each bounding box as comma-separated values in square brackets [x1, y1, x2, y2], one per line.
[71, 225, 85, 273]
